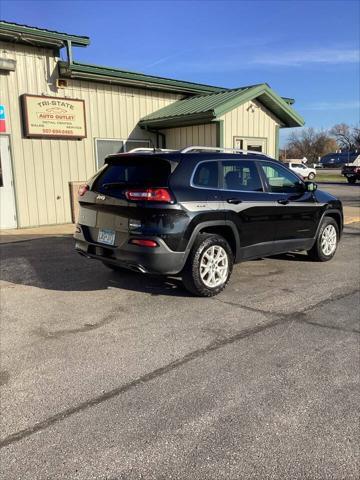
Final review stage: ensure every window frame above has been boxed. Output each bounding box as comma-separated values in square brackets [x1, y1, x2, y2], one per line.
[190, 158, 266, 193]
[257, 159, 305, 194]
[94, 137, 151, 170]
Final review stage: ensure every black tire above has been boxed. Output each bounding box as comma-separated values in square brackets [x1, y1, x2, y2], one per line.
[182, 233, 233, 297]
[308, 172, 315, 180]
[307, 217, 339, 262]
[347, 176, 356, 184]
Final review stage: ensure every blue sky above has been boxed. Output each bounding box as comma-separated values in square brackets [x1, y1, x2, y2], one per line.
[1, 0, 359, 145]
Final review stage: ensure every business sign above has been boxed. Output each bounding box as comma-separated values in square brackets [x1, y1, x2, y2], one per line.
[0, 105, 6, 132]
[21, 95, 86, 139]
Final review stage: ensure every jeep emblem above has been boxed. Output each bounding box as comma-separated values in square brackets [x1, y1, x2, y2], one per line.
[96, 194, 106, 201]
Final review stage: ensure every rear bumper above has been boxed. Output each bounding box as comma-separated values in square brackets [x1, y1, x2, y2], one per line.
[74, 227, 186, 275]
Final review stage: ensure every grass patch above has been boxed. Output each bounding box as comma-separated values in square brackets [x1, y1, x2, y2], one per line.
[315, 171, 347, 183]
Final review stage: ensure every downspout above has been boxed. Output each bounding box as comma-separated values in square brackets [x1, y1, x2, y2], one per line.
[65, 40, 73, 65]
[141, 126, 166, 148]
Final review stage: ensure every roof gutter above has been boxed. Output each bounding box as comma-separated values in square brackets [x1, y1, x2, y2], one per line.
[139, 112, 215, 129]
[58, 62, 224, 95]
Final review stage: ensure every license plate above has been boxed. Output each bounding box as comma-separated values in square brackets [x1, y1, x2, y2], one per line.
[97, 228, 115, 246]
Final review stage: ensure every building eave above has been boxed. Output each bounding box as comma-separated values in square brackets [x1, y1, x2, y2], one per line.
[0, 20, 89, 48]
[59, 61, 225, 95]
[214, 84, 304, 128]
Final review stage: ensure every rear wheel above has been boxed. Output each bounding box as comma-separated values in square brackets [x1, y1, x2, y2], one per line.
[347, 176, 356, 184]
[307, 217, 339, 262]
[182, 234, 233, 297]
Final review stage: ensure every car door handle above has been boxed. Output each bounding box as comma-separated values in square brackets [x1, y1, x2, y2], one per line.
[227, 198, 242, 204]
[277, 199, 289, 205]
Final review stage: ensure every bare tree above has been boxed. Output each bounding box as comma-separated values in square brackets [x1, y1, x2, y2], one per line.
[282, 128, 338, 162]
[330, 124, 360, 151]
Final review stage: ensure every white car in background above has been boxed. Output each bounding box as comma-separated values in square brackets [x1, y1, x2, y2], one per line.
[287, 161, 316, 180]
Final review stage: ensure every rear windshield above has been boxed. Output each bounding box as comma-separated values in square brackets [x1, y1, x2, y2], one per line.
[93, 157, 172, 197]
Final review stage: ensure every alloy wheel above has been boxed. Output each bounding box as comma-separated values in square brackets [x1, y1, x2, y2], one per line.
[199, 245, 229, 288]
[321, 224, 337, 256]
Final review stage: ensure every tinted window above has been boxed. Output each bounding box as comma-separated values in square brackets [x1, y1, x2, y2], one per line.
[221, 160, 263, 192]
[260, 162, 303, 193]
[94, 158, 172, 197]
[192, 161, 218, 188]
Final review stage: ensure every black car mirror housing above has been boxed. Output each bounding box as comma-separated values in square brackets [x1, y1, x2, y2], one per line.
[305, 181, 317, 192]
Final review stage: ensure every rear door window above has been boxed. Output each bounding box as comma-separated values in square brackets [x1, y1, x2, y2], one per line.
[220, 160, 263, 192]
[93, 158, 172, 198]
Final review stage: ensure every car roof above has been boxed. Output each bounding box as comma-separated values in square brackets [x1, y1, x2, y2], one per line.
[106, 151, 275, 164]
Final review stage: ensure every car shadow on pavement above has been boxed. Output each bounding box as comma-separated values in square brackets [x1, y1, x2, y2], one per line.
[0, 236, 188, 296]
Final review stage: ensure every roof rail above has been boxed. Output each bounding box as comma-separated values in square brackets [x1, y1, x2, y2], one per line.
[180, 145, 270, 157]
[127, 147, 176, 153]
[107, 148, 176, 156]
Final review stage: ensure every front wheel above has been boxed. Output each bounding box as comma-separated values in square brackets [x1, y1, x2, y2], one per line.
[307, 217, 339, 262]
[308, 172, 315, 180]
[347, 176, 356, 184]
[182, 234, 233, 297]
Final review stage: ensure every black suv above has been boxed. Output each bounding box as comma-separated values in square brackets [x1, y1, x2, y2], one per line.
[75, 148, 343, 296]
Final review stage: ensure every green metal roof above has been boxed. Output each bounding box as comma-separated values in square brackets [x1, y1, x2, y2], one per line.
[0, 20, 90, 48]
[59, 61, 225, 95]
[139, 84, 304, 128]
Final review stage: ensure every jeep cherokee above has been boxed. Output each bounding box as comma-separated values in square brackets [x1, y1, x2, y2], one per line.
[74, 147, 343, 296]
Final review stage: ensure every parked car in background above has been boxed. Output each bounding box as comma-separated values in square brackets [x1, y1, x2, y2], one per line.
[75, 146, 343, 297]
[320, 151, 359, 168]
[287, 161, 316, 180]
[341, 155, 360, 184]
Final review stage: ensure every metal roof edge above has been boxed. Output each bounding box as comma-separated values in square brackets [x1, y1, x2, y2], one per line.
[0, 20, 90, 47]
[214, 84, 304, 127]
[139, 112, 215, 129]
[59, 61, 225, 94]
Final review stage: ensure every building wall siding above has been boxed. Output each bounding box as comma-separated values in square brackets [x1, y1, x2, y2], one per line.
[219, 100, 281, 156]
[0, 42, 182, 227]
[161, 123, 218, 150]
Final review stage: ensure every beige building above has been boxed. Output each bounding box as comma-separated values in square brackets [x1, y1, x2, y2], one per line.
[0, 21, 304, 229]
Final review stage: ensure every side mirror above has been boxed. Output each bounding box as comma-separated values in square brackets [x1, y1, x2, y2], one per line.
[305, 181, 317, 192]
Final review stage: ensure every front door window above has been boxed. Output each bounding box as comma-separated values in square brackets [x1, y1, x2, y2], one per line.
[260, 161, 303, 193]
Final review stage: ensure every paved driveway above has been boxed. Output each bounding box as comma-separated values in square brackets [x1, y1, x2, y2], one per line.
[1, 220, 359, 479]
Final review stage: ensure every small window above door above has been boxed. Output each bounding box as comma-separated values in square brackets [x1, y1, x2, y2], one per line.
[234, 136, 267, 154]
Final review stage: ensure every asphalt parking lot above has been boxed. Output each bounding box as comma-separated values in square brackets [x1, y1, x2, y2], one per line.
[1, 186, 359, 479]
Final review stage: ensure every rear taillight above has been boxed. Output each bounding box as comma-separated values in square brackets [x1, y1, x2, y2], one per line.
[125, 188, 172, 203]
[130, 239, 158, 248]
[356, 168, 360, 174]
[78, 184, 89, 196]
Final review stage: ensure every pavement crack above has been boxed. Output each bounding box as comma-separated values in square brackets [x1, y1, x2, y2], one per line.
[32, 309, 125, 339]
[296, 319, 360, 334]
[211, 297, 277, 318]
[0, 315, 286, 449]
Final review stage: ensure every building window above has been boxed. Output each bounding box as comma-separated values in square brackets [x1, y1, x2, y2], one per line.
[233, 136, 267, 154]
[95, 138, 151, 168]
